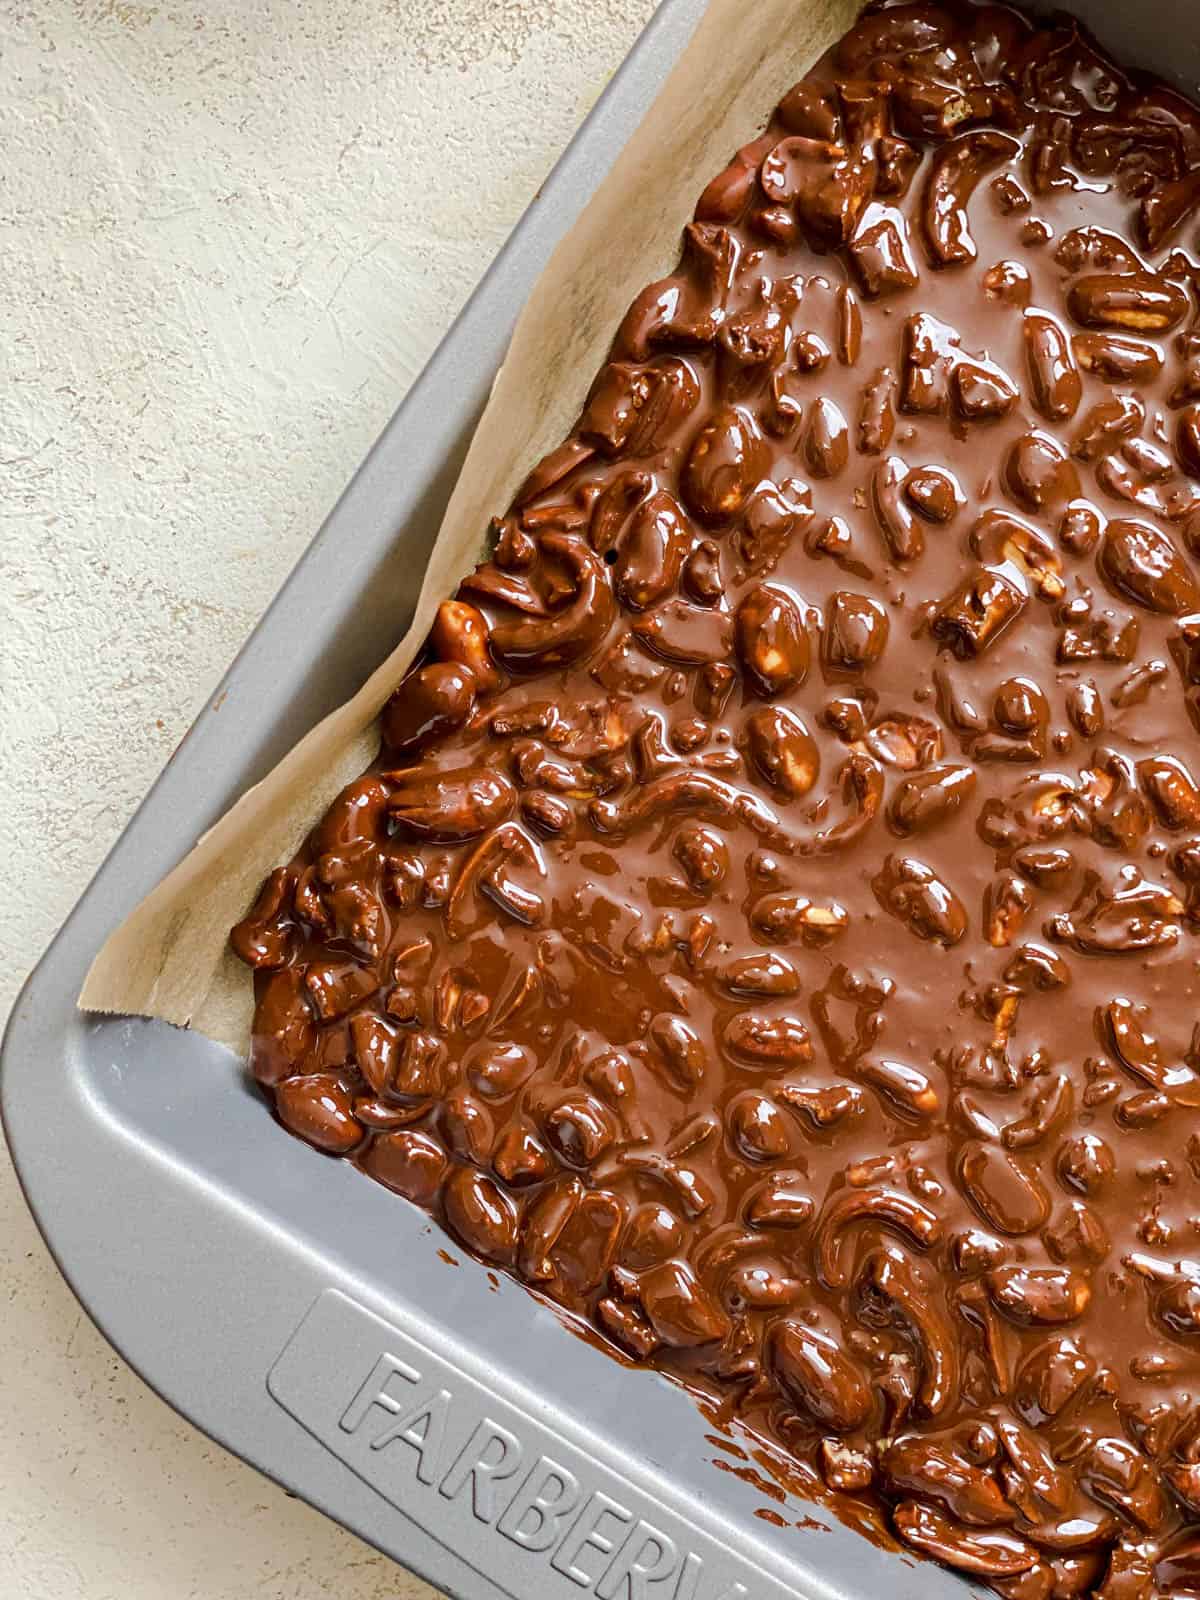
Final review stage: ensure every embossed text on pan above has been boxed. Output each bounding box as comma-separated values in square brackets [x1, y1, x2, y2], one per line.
[232, 4, 1200, 1594]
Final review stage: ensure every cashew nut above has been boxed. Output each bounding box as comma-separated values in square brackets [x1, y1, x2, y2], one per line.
[489, 533, 615, 671]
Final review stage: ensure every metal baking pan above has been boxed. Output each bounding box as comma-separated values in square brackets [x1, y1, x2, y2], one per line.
[3, 2, 1193, 1597]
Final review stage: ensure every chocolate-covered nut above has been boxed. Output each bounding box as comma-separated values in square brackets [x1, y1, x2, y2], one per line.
[1073, 331, 1164, 382]
[984, 871, 1032, 947]
[878, 1437, 1011, 1526]
[722, 1011, 813, 1067]
[439, 1091, 494, 1166]
[893, 1502, 1037, 1578]
[621, 1203, 684, 1270]
[648, 1013, 707, 1088]
[1067, 273, 1189, 333]
[362, 1129, 447, 1203]
[744, 705, 819, 796]
[873, 854, 967, 945]
[1098, 519, 1199, 615]
[873, 455, 923, 563]
[776, 78, 839, 139]
[995, 677, 1048, 737]
[276, 1073, 362, 1154]
[848, 204, 920, 297]
[694, 139, 780, 227]
[594, 1297, 660, 1359]
[822, 591, 889, 674]
[953, 356, 1019, 420]
[768, 1320, 871, 1433]
[635, 1259, 728, 1349]
[1044, 1200, 1110, 1267]
[726, 1091, 792, 1163]
[1081, 1438, 1168, 1534]
[633, 597, 733, 666]
[303, 960, 378, 1022]
[1004, 430, 1080, 512]
[986, 1265, 1091, 1326]
[348, 1011, 400, 1099]
[1003, 942, 1070, 992]
[490, 534, 615, 671]
[820, 1439, 874, 1493]
[900, 311, 957, 416]
[613, 223, 734, 359]
[682, 406, 767, 524]
[905, 464, 962, 523]
[745, 1172, 814, 1229]
[680, 539, 723, 606]
[1013, 1336, 1096, 1427]
[716, 951, 801, 998]
[922, 130, 1020, 265]
[1057, 496, 1102, 552]
[381, 662, 476, 758]
[231, 868, 295, 971]
[380, 1030, 448, 1107]
[760, 136, 872, 249]
[779, 1082, 864, 1131]
[983, 258, 1032, 305]
[735, 582, 809, 697]
[430, 598, 501, 692]
[1140, 165, 1200, 250]
[694, 139, 768, 225]
[491, 1124, 554, 1188]
[1139, 755, 1200, 831]
[1071, 394, 1145, 464]
[442, 1165, 519, 1264]
[1023, 311, 1081, 421]
[957, 1140, 1050, 1235]
[464, 1040, 535, 1100]
[578, 361, 652, 454]
[1140, 1271, 1200, 1343]
[312, 774, 391, 858]
[1056, 1134, 1116, 1197]
[612, 490, 692, 612]
[541, 1092, 615, 1169]
[858, 365, 896, 454]
[889, 763, 976, 835]
[513, 437, 596, 507]
[932, 568, 1025, 658]
[672, 821, 729, 892]
[876, 133, 920, 199]
[387, 764, 516, 843]
[857, 1058, 940, 1121]
[1178, 403, 1200, 480]
[248, 966, 316, 1086]
[896, 74, 979, 141]
[750, 890, 850, 943]
[804, 396, 850, 478]
[553, 1189, 623, 1292]
[1066, 680, 1104, 738]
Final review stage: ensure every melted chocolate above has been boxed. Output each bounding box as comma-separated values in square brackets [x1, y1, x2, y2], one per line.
[232, 4, 1200, 1593]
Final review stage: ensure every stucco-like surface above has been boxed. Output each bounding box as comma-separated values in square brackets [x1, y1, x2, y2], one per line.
[1, 2, 654, 1594]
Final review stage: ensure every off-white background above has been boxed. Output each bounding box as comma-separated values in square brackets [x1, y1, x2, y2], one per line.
[1, 2, 654, 1594]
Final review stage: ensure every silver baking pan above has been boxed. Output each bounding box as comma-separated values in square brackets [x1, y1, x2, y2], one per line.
[3, 2, 1192, 1597]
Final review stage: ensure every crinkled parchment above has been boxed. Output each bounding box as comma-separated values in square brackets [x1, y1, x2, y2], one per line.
[80, 0, 860, 1052]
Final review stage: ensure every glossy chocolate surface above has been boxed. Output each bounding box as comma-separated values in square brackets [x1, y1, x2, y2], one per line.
[233, 4, 1200, 1592]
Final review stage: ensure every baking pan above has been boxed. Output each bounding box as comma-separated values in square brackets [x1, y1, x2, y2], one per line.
[3, 2, 1195, 1598]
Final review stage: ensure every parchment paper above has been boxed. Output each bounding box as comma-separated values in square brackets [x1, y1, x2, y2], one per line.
[80, 0, 861, 1052]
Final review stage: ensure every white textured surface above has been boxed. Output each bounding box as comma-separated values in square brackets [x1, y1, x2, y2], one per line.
[1, 2, 653, 1594]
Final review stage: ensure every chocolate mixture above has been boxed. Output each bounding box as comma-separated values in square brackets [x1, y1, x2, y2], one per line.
[232, 3, 1200, 1592]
